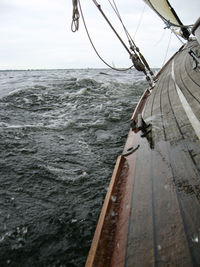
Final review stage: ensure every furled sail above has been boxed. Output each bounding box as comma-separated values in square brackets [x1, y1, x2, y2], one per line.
[143, 0, 182, 27]
[143, 0, 190, 39]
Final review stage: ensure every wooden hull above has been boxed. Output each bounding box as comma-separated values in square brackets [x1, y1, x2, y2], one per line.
[86, 39, 200, 267]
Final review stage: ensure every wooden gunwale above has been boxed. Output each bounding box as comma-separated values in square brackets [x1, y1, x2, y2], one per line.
[85, 155, 125, 267]
[130, 88, 150, 122]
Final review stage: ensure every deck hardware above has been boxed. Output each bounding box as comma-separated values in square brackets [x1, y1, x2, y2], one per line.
[137, 113, 151, 131]
[188, 49, 200, 69]
[130, 114, 154, 149]
[130, 120, 137, 131]
[141, 129, 152, 138]
[131, 113, 151, 132]
[122, 145, 140, 156]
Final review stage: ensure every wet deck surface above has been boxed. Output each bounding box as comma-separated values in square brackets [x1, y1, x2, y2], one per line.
[125, 39, 200, 267]
[85, 40, 200, 267]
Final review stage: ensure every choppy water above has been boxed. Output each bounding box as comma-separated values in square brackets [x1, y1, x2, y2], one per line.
[0, 69, 147, 266]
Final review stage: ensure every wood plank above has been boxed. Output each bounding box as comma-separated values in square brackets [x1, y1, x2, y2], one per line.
[179, 53, 200, 102]
[167, 75, 200, 154]
[152, 142, 193, 266]
[125, 137, 155, 267]
[151, 70, 193, 265]
[159, 63, 200, 266]
[143, 71, 166, 121]
[110, 133, 140, 267]
[124, 40, 200, 266]
[149, 68, 169, 142]
[174, 50, 200, 113]
[167, 71, 198, 141]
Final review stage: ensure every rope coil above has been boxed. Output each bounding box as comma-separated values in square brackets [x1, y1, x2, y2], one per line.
[71, 0, 80, 32]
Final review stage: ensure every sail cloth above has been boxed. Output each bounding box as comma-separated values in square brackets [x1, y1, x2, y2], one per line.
[143, 0, 190, 39]
[143, 0, 182, 27]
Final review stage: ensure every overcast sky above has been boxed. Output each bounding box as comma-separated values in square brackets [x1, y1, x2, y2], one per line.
[0, 0, 199, 70]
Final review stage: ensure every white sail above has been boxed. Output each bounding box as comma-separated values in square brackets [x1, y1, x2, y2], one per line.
[143, 0, 182, 26]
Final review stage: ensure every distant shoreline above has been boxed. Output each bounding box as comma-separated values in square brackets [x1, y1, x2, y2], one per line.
[0, 67, 159, 72]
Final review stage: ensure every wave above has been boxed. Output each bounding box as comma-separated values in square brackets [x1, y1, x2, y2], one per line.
[0, 69, 147, 266]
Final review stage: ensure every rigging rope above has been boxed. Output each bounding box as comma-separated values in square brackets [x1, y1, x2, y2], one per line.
[107, 0, 137, 51]
[107, 0, 154, 78]
[162, 30, 172, 67]
[133, 2, 146, 39]
[153, 29, 166, 47]
[71, 0, 155, 84]
[77, 0, 134, 71]
[171, 29, 185, 44]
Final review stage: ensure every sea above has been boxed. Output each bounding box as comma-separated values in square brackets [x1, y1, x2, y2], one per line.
[0, 68, 148, 267]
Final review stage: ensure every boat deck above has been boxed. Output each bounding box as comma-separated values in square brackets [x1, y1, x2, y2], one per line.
[86, 39, 200, 267]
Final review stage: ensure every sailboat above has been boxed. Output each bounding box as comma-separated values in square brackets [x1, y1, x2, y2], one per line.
[72, 0, 200, 266]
